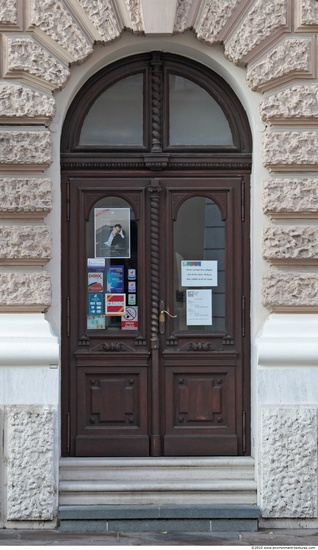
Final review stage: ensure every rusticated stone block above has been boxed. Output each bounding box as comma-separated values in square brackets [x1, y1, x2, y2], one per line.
[195, 0, 240, 43]
[261, 407, 317, 517]
[0, 178, 52, 215]
[123, 0, 143, 32]
[263, 225, 318, 263]
[6, 405, 55, 520]
[299, 0, 318, 26]
[260, 85, 318, 123]
[264, 131, 318, 169]
[30, 0, 93, 62]
[0, 131, 52, 168]
[263, 270, 318, 310]
[0, 226, 51, 264]
[0, 84, 55, 122]
[78, 0, 122, 40]
[0, 0, 17, 25]
[5, 36, 70, 90]
[246, 38, 313, 91]
[225, 0, 288, 64]
[263, 178, 318, 216]
[0, 272, 51, 310]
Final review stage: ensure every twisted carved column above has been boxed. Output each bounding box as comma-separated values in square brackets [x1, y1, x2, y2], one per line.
[148, 180, 161, 455]
[151, 52, 162, 153]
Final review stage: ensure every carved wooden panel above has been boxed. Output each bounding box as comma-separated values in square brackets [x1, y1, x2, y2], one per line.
[76, 366, 148, 456]
[164, 365, 237, 456]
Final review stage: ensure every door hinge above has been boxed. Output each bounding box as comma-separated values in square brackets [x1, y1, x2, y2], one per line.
[66, 296, 70, 337]
[66, 178, 70, 222]
[242, 410, 246, 454]
[66, 412, 71, 455]
[241, 295, 246, 337]
[241, 177, 245, 222]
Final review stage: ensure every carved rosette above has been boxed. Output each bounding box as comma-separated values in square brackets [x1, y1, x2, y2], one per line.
[148, 182, 161, 340]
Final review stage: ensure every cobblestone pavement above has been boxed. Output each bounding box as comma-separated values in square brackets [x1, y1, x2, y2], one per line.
[0, 529, 318, 546]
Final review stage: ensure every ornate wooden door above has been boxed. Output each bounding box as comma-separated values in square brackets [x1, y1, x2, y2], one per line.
[61, 52, 251, 457]
[61, 174, 249, 456]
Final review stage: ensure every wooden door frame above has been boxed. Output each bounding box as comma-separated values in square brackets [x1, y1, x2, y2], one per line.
[60, 51, 252, 458]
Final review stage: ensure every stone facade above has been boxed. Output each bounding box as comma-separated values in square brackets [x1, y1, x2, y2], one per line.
[261, 407, 318, 518]
[0, 0, 317, 530]
[6, 406, 56, 521]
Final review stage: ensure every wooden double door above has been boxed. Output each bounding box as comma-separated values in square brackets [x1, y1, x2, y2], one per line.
[62, 174, 250, 457]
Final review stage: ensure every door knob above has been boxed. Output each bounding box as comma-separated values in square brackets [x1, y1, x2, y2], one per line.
[160, 309, 177, 319]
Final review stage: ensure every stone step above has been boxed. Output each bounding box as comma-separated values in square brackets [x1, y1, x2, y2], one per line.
[58, 504, 261, 533]
[60, 456, 255, 481]
[59, 457, 257, 506]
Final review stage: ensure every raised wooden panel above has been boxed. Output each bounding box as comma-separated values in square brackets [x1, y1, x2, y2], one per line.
[76, 366, 149, 456]
[164, 365, 237, 456]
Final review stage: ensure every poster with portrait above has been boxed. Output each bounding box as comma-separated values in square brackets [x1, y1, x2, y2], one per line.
[94, 208, 130, 259]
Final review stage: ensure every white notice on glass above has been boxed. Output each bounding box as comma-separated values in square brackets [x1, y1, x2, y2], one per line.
[186, 289, 212, 326]
[181, 260, 217, 287]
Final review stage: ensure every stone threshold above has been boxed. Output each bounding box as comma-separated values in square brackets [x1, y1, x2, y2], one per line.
[58, 504, 261, 533]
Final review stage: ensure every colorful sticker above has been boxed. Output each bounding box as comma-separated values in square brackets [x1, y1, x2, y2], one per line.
[128, 268, 136, 280]
[88, 271, 104, 293]
[128, 294, 136, 305]
[107, 265, 124, 293]
[87, 315, 105, 330]
[128, 281, 136, 293]
[122, 306, 138, 330]
[105, 293, 126, 316]
[88, 293, 103, 315]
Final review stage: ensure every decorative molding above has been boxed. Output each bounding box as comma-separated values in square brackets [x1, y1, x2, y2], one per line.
[246, 37, 314, 92]
[225, 0, 289, 65]
[263, 270, 318, 311]
[263, 178, 318, 218]
[0, 313, 59, 366]
[2, 35, 70, 92]
[61, 159, 252, 171]
[0, 272, 51, 312]
[0, 130, 52, 171]
[94, 342, 133, 352]
[179, 341, 224, 351]
[0, 225, 51, 265]
[150, 53, 162, 152]
[0, 178, 52, 218]
[261, 407, 317, 517]
[6, 405, 56, 520]
[0, 84, 55, 123]
[27, 0, 93, 64]
[264, 131, 318, 171]
[260, 85, 318, 125]
[263, 225, 318, 264]
[195, 0, 241, 44]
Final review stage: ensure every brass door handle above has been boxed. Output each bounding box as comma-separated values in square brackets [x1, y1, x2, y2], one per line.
[160, 309, 177, 319]
[159, 309, 177, 334]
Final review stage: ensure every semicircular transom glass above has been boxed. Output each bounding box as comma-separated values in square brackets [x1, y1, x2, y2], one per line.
[169, 75, 233, 146]
[79, 73, 144, 146]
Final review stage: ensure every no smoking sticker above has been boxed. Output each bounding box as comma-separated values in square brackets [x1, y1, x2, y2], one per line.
[122, 306, 138, 330]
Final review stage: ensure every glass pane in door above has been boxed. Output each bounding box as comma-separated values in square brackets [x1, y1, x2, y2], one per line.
[80, 74, 144, 146]
[169, 75, 233, 146]
[86, 196, 137, 331]
[174, 196, 225, 332]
